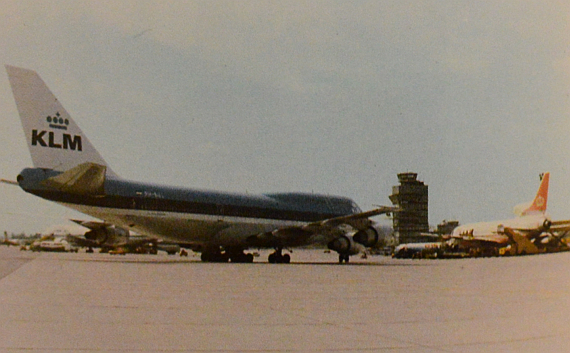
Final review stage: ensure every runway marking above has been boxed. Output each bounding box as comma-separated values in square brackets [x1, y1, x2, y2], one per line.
[441, 333, 560, 350]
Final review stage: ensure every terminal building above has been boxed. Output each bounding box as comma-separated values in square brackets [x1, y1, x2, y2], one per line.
[389, 173, 429, 244]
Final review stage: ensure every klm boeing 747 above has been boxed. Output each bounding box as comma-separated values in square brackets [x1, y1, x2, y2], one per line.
[5, 65, 396, 263]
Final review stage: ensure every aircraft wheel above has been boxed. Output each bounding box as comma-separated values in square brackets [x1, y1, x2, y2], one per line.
[230, 254, 244, 263]
[268, 250, 291, 264]
[338, 254, 350, 264]
[227, 249, 254, 263]
[201, 250, 229, 262]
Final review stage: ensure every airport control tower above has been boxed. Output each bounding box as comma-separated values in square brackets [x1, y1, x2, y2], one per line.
[389, 172, 429, 244]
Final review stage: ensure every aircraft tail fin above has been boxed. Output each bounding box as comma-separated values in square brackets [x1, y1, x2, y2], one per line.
[5, 65, 116, 177]
[520, 172, 549, 216]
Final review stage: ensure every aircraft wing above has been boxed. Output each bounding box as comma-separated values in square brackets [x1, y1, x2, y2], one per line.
[300, 206, 399, 233]
[549, 220, 570, 232]
[67, 233, 157, 249]
[250, 206, 398, 247]
[500, 219, 570, 235]
[470, 234, 510, 244]
[70, 219, 112, 230]
[451, 233, 509, 244]
[122, 236, 157, 248]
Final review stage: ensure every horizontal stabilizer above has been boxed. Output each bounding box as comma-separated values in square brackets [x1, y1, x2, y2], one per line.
[41, 162, 106, 195]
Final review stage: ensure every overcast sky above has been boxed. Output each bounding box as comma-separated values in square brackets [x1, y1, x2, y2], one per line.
[0, 1, 569, 234]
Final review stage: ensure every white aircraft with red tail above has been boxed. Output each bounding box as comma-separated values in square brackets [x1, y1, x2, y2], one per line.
[449, 172, 570, 255]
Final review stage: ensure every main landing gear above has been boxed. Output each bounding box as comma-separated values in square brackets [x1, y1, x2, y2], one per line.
[200, 248, 228, 262]
[226, 248, 254, 263]
[268, 247, 291, 264]
[200, 247, 254, 263]
[200, 246, 292, 264]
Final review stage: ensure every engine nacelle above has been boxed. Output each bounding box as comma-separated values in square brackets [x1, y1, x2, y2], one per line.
[542, 219, 552, 230]
[157, 243, 181, 255]
[327, 235, 361, 256]
[353, 227, 379, 247]
[84, 228, 108, 244]
[84, 226, 129, 246]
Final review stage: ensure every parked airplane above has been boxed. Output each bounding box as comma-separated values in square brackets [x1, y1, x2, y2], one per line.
[30, 238, 79, 252]
[392, 242, 442, 259]
[1, 231, 19, 246]
[449, 172, 570, 255]
[24, 232, 79, 252]
[5, 65, 396, 263]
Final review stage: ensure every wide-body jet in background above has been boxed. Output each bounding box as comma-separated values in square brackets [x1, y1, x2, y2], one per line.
[449, 172, 570, 255]
[5, 65, 396, 263]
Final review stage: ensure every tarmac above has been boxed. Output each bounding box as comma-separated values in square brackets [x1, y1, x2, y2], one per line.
[0, 246, 569, 353]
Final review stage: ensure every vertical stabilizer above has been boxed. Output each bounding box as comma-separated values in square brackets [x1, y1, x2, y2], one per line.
[521, 172, 549, 216]
[5, 65, 116, 177]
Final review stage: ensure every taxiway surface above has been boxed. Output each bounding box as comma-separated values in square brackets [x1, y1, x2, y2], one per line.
[0, 247, 568, 352]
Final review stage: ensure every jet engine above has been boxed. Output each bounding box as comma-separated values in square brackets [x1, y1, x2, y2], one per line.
[84, 226, 129, 246]
[327, 235, 362, 256]
[353, 227, 379, 247]
[542, 219, 552, 230]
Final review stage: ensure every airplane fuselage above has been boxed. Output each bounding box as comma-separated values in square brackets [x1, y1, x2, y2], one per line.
[17, 167, 362, 248]
[451, 214, 551, 239]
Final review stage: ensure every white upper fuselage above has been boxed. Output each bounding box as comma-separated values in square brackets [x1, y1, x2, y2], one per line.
[451, 213, 549, 239]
